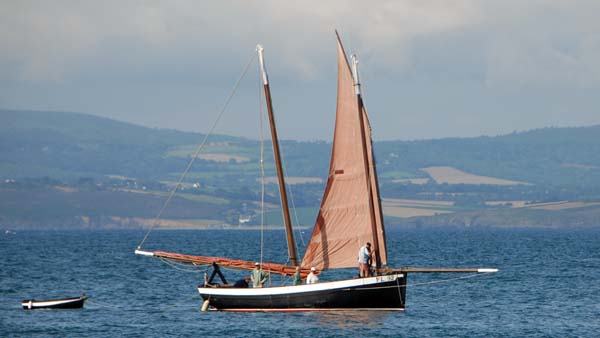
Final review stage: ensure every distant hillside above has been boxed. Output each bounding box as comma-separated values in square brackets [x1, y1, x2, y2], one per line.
[390, 203, 600, 229]
[0, 109, 250, 180]
[2, 109, 600, 229]
[2, 109, 600, 188]
[376, 126, 600, 187]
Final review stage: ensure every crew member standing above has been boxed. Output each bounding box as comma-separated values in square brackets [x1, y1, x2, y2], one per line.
[358, 242, 372, 277]
[251, 262, 269, 288]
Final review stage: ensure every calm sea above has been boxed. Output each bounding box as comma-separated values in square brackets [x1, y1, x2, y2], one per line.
[1, 228, 599, 337]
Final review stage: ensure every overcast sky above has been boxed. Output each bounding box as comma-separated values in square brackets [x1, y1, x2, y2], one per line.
[2, 1, 600, 140]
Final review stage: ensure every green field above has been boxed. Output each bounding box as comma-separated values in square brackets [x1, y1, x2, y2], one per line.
[379, 170, 420, 179]
[124, 188, 230, 205]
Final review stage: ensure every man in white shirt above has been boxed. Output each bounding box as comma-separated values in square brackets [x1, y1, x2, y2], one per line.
[306, 267, 319, 284]
[358, 242, 372, 277]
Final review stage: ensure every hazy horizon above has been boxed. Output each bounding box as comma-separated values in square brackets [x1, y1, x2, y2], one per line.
[4, 107, 599, 143]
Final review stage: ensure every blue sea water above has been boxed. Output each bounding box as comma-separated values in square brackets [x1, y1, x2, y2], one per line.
[1, 228, 599, 337]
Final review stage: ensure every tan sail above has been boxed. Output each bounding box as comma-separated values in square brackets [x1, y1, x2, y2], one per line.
[301, 35, 387, 270]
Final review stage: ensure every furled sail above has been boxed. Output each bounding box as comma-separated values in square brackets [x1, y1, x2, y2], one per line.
[142, 250, 313, 278]
[301, 36, 387, 270]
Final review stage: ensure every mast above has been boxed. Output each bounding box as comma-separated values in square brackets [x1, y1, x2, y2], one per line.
[351, 52, 383, 270]
[256, 45, 298, 266]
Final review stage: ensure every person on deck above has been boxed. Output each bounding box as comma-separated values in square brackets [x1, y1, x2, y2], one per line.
[358, 242, 372, 277]
[306, 267, 319, 284]
[293, 266, 301, 285]
[251, 262, 269, 288]
[233, 276, 251, 288]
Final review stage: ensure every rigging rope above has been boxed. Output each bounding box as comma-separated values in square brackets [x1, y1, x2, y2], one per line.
[136, 52, 257, 250]
[158, 257, 209, 273]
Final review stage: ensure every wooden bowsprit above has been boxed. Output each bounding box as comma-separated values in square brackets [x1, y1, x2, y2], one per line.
[382, 267, 499, 274]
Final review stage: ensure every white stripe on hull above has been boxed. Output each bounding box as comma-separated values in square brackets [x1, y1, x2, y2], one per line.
[198, 274, 403, 296]
[21, 297, 85, 308]
[23, 300, 72, 307]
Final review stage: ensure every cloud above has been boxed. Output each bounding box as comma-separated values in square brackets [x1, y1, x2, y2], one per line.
[0, 1, 478, 82]
[4, 1, 599, 86]
[1, 1, 600, 139]
[480, 1, 600, 89]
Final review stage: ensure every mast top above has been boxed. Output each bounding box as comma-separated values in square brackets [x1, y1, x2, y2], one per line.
[256, 44, 269, 85]
[351, 54, 361, 95]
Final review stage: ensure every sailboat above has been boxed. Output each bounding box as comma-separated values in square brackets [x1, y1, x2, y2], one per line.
[135, 32, 497, 311]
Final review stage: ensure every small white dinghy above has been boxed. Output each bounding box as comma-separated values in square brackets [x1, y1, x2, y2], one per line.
[22, 294, 87, 310]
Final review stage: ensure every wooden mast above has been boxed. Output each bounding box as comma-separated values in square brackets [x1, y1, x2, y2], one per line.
[256, 45, 298, 266]
[349, 46, 383, 271]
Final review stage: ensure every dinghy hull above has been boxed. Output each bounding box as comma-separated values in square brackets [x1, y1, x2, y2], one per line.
[198, 274, 405, 311]
[22, 295, 87, 310]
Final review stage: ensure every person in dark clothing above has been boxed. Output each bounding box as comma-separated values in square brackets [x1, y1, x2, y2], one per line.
[233, 277, 251, 288]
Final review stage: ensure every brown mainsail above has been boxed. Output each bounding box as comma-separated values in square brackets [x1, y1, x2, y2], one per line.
[301, 34, 387, 270]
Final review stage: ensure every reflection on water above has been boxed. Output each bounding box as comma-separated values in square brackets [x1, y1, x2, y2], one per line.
[312, 310, 399, 328]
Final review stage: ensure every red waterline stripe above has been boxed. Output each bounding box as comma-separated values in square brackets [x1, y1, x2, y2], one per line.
[215, 307, 405, 313]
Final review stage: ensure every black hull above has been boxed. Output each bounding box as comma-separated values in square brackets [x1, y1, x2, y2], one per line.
[22, 296, 87, 310]
[199, 275, 406, 311]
